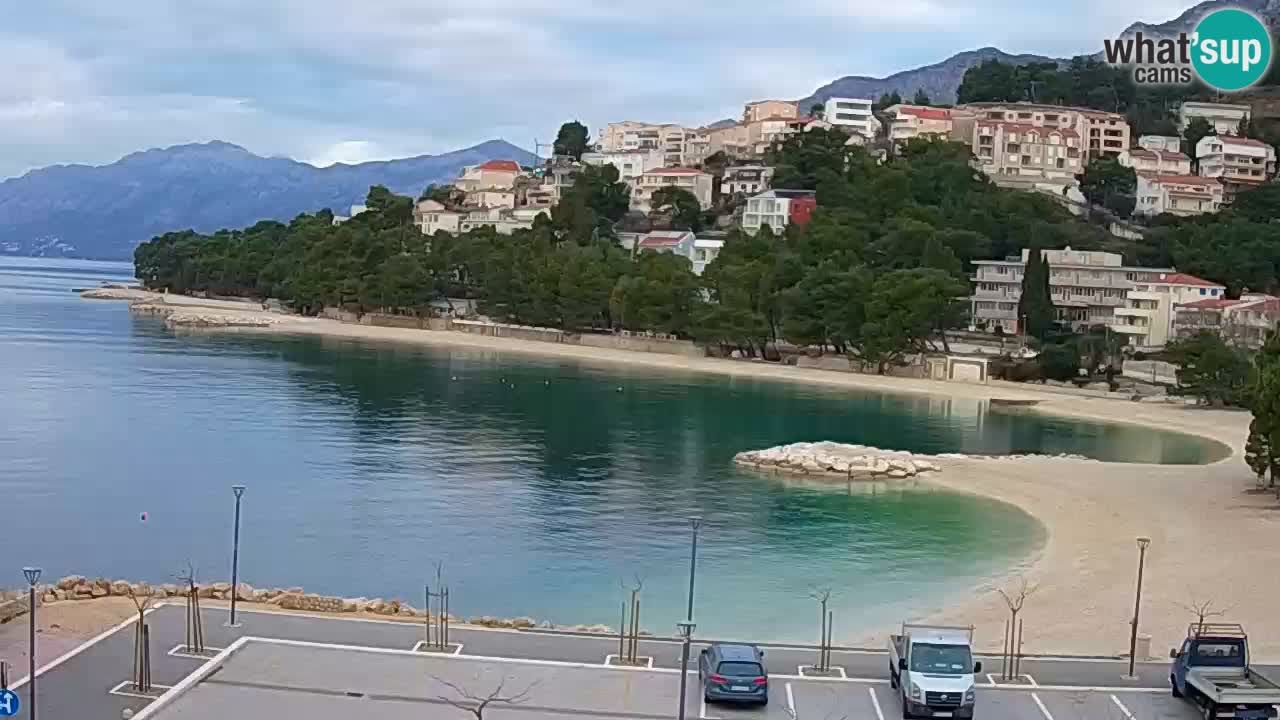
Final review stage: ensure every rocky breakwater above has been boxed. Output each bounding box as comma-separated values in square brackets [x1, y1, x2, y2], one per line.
[128, 299, 283, 328]
[38, 575, 616, 633]
[733, 441, 941, 479]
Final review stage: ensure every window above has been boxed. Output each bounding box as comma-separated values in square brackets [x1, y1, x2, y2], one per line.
[1200, 288, 1207, 295]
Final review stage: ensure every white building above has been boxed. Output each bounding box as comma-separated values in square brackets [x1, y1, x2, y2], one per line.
[972, 121, 1083, 182]
[580, 149, 666, 184]
[1196, 135, 1277, 194]
[1134, 174, 1224, 217]
[632, 231, 723, 276]
[741, 189, 816, 235]
[455, 160, 523, 192]
[630, 167, 713, 212]
[823, 97, 877, 140]
[969, 247, 1170, 333]
[1175, 294, 1280, 349]
[1138, 135, 1183, 153]
[692, 238, 724, 275]
[1179, 101, 1251, 136]
[1108, 272, 1225, 349]
[722, 166, 774, 197]
[596, 122, 699, 166]
[413, 199, 462, 235]
[1118, 147, 1192, 175]
[458, 207, 549, 235]
[883, 105, 953, 142]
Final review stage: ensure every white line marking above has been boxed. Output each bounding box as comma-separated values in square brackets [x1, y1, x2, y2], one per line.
[9, 606, 155, 689]
[604, 654, 654, 669]
[165, 645, 227, 655]
[786, 682, 796, 719]
[699, 689, 708, 719]
[798, 664, 848, 678]
[1031, 692, 1055, 720]
[868, 686, 886, 720]
[108, 680, 174, 700]
[1109, 694, 1134, 719]
[130, 637, 250, 720]
[988, 683, 1164, 693]
[1023, 673, 1038, 687]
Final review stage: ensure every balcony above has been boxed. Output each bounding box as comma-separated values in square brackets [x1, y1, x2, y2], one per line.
[1114, 306, 1155, 318]
[974, 308, 1018, 320]
[1108, 321, 1150, 335]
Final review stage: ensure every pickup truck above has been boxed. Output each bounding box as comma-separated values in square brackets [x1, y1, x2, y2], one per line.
[889, 624, 981, 719]
[1170, 623, 1280, 720]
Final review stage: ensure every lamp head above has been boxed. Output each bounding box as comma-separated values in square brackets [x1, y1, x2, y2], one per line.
[22, 567, 41, 586]
[689, 516, 703, 531]
[676, 620, 696, 639]
[232, 485, 246, 499]
[1137, 536, 1151, 549]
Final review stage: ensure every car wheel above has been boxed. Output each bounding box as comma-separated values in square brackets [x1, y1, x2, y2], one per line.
[1170, 676, 1182, 698]
[889, 666, 898, 689]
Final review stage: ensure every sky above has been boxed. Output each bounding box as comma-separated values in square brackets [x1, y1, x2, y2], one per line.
[2, 0, 1194, 179]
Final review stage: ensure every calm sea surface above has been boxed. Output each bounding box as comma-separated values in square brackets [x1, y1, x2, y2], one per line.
[0, 257, 1218, 640]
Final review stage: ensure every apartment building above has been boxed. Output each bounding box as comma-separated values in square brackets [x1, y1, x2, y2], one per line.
[1108, 272, 1225, 349]
[580, 149, 665, 183]
[823, 97, 877, 140]
[413, 199, 462, 235]
[703, 123, 752, 160]
[1118, 147, 1191, 175]
[883, 104, 952, 142]
[972, 121, 1082, 182]
[1179, 101, 1251, 136]
[458, 207, 550, 235]
[722, 166, 774, 197]
[630, 167, 713, 212]
[960, 103, 1129, 164]
[1134, 174, 1224, 217]
[1174, 294, 1280, 349]
[1138, 135, 1183, 153]
[969, 247, 1169, 334]
[743, 100, 798, 124]
[741, 189, 816, 235]
[462, 189, 516, 210]
[455, 160, 523, 192]
[630, 231, 724, 275]
[1196, 135, 1276, 199]
[597, 122, 700, 166]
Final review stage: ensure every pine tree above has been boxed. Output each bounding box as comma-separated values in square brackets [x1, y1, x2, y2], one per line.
[1245, 417, 1271, 487]
[1017, 248, 1055, 339]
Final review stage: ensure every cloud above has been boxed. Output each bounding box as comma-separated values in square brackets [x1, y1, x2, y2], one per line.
[2, 0, 1196, 179]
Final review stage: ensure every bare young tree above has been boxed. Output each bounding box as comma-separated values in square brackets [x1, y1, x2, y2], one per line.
[125, 585, 155, 692]
[996, 575, 1038, 680]
[1177, 596, 1228, 627]
[177, 561, 205, 654]
[431, 676, 538, 719]
[808, 587, 834, 672]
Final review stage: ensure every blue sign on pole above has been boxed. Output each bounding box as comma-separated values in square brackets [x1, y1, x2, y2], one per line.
[0, 688, 19, 717]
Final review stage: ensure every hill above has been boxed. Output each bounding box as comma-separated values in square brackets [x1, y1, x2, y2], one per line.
[0, 139, 537, 260]
[798, 47, 1060, 109]
[1122, 0, 1278, 36]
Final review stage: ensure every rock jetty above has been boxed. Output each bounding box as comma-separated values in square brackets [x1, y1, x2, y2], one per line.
[733, 441, 941, 479]
[128, 299, 282, 328]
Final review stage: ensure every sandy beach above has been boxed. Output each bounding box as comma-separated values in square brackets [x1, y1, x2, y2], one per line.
[93, 292, 1280, 658]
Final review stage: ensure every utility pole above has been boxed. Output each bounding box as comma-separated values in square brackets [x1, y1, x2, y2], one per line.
[1128, 537, 1152, 678]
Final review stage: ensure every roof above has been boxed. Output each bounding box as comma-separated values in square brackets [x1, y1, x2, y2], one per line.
[1128, 148, 1191, 162]
[1150, 272, 1222, 288]
[1143, 173, 1220, 187]
[898, 105, 950, 121]
[976, 121, 1080, 139]
[476, 160, 521, 172]
[1213, 136, 1272, 149]
[713, 643, 761, 661]
[1178, 298, 1244, 310]
[638, 231, 693, 247]
[753, 189, 817, 200]
[645, 167, 707, 176]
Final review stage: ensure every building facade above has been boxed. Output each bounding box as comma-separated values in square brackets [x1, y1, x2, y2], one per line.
[969, 247, 1170, 334]
[413, 199, 462, 235]
[972, 121, 1082, 182]
[823, 98, 877, 140]
[722, 166, 774, 197]
[1138, 135, 1183, 153]
[1118, 147, 1192, 175]
[596, 122, 699, 166]
[455, 160, 522, 192]
[1179, 101, 1251, 136]
[1196, 135, 1277, 198]
[580, 149, 666, 183]
[743, 100, 798, 124]
[883, 105, 952, 142]
[630, 167, 714, 212]
[741, 189, 817, 235]
[1108, 272, 1225, 349]
[960, 103, 1129, 165]
[1174, 294, 1280, 349]
[1134, 174, 1223, 217]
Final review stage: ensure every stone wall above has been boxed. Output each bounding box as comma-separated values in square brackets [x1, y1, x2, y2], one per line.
[360, 313, 426, 330]
[571, 333, 702, 358]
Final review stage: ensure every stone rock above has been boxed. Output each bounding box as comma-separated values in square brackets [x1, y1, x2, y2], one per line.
[235, 583, 255, 601]
[342, 599, 360, 613]
[57, 575, 85, 591]
[251, 589, 271, 602]
[161, 584, 181, 597]
[211, 582, 232, 594]
[73, 583, 93, 598]
[511, 616, 536, 629]
[93, 577, 111, 590]
[363, 599, 386, 614]
[151, 587, 167, 598]
[111, 580, 131, 596]
[267, 592, 296, 606]
[53, 588, 67, 601]
[90, 586, 108, 598]
[886, 469, 909, 478]
[197, 586, 215, 599]
[286, 586, 304, 595]
[42, 591, 57, 603]
[129, 583, 152, 598]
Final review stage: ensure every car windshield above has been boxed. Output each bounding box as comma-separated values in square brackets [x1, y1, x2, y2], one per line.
[717, 661, 763, 677]
[910, 643, 973, 674]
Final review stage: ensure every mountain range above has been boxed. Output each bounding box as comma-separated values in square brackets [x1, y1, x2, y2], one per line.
[0, 140, 536, 260]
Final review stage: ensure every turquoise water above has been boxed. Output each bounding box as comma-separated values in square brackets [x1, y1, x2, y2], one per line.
[0, 258, 1216, 640]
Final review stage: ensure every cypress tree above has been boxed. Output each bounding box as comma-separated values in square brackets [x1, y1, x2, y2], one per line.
[1018, 247, 1055, 339]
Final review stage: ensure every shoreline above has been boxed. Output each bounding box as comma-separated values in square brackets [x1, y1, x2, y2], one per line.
[89, 292, 1279, 657]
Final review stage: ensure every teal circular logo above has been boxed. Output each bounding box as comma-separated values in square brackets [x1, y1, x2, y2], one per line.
[1192, 9, 1272, 91]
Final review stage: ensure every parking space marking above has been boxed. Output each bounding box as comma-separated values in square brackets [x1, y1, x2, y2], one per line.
[700, 691, 708, 719]
[166, 644, 227, 659]
[868, 686, 886, 720]
[410, 641, 464, 655]
[108, 680, 174, 700]
[785, 683, 796, 719]
[604, 653, 655, 668]
[797, 664, 848, 678]
[9, 606, 154, 690]
[1024, 673, 1039, 687]
[1031, 692, 1055, 720]
[986, 672, 998, 686]
[1109, 694, 1134, 719]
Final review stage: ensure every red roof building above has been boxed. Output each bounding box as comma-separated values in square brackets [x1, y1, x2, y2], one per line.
[476, 160, 522, 173]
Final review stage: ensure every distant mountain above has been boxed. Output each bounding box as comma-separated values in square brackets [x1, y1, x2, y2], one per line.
[798, 48, 1060, 109]
[0, 139, 537, 260]
[1121, 0, 1279, 37]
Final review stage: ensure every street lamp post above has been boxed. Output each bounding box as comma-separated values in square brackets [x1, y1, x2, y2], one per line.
[684, 517, 702, 623]
[23, 567, 41, 720]
[228, 485, 246, 628]
[676, 620, 697, 720]
[1127, 537, 1151, 678]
